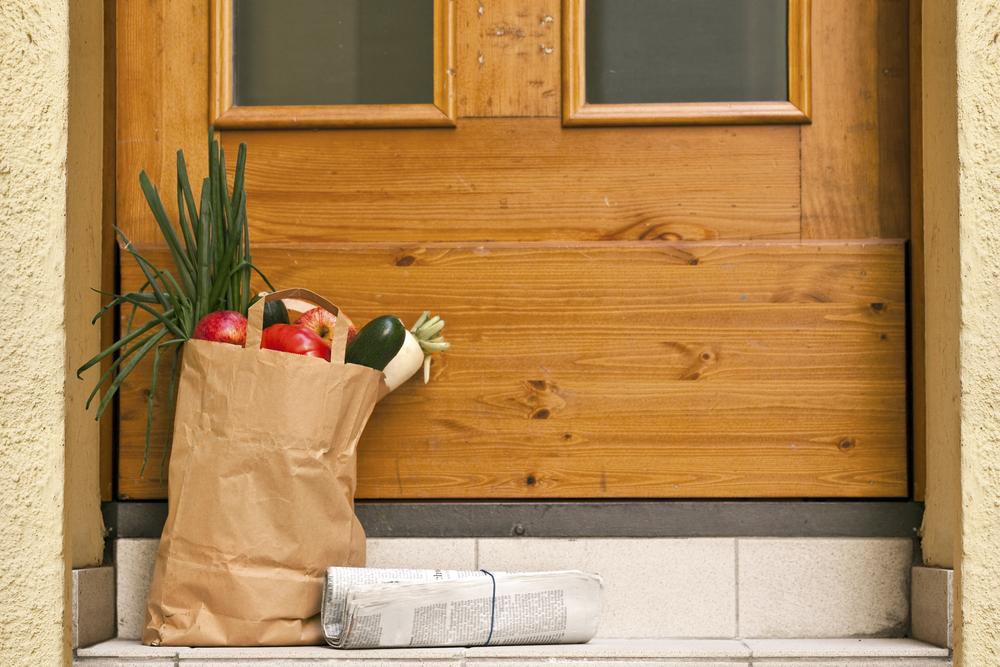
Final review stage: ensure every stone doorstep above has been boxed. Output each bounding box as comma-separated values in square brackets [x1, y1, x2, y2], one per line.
[76, 637, 951, 666]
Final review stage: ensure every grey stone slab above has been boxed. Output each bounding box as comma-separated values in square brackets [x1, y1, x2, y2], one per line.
[469, 662, 747, 667]
[114, 539, 160, 639]
[177, 645, 465, 661]
[466, 637, 751, 659]
[74, 660, 176, 667]
[478, 538, 737, 638]
[180, 662, 459, 667]
[743, 638, 951, 658]
[73, 566, 115, 648]
[365, 538, 477, 571]
[75, 638, 180, 658]
[911, 566, 953, 648]
[737, 538, 912, 638]
[74, 638, 951, 666]
[755, 661, 951, 667]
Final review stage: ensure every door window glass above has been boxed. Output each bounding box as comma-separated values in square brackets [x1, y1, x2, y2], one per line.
[233, 0, 434, 106]
[585, 0, 787, 104]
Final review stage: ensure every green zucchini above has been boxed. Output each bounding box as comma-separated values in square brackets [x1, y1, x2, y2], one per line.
[345, 315, 406, 371]
[262, 299, 290, 329]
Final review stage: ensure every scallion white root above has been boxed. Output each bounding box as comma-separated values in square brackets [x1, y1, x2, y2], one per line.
[381, 311, 451, 392]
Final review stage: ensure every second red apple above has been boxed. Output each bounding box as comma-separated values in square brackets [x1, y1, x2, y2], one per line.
[192, 310, 247, 346]
[294, 307, 358, 347]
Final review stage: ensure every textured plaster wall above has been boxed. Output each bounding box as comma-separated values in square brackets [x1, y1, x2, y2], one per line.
[955, 0, 1000, 664]
[0, 0, 72, 665]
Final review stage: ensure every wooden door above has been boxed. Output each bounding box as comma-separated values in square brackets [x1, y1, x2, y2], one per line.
[112, 0, 913, 500]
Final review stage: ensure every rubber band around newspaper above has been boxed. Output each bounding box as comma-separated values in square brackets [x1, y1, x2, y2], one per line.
[480, 570, 496, 646]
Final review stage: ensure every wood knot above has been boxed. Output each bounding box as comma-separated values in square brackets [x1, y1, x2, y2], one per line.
[669, 344, 718, 381]
[838, 438, 857, 451]
[395, 255, 416, 267]
[688, 258, 699, 265]
[870, 302, 886, 313]
[517, 380, 566, 419]
[526, 475, 536, 486]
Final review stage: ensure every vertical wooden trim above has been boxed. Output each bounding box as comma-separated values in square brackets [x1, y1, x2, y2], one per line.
[100, 0, 117, 502]
[788, 0, 812, 120]
[434, 0, 457, 122]
[909, 0, 925, 501]
[210, 0, 233, 123]
[563, 0, 811, 126]
[561, 0, 585, 125]
[877, 0, 912, 241]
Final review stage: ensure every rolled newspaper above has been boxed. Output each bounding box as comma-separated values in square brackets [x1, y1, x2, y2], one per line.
[322, 567, 603, 649]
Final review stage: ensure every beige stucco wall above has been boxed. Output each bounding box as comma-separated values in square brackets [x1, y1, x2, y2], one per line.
[0, 0, 104, 665]
[951, 0, 1000, 664]
[0, 1, 72, 663]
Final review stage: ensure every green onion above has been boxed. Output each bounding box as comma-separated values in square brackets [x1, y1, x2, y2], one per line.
[78, 128, 273, 477]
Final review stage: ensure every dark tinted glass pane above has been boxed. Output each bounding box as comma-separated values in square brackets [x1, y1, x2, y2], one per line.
[234, 0, 433, 106]
[585, 0, 787, 104]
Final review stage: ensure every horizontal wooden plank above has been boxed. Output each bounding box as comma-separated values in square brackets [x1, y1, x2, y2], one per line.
[115, 241, 907, 499]
[116, 118, 800, 246]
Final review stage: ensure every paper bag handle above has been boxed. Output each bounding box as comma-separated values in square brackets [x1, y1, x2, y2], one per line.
[246, 288, 351, 363]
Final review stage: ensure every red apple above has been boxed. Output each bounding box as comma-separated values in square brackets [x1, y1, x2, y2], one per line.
[192, 310, 247, 346]
[294, 307, 358, 347]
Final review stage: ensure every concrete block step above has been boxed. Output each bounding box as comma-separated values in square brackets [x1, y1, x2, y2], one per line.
[75, 637, 951, 666]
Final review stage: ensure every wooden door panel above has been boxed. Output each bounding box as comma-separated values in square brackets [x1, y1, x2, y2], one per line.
[112, 0, 914, 500]
[800, 0, 911, 240]
[457, 0, 561, 117]
[116, 241, 907, 499]
[201, 121, 801, 247]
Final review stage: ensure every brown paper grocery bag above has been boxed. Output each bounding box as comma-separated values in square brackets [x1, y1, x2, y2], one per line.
[142, 289, 384, 646]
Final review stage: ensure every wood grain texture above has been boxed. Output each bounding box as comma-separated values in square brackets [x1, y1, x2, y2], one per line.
[564, 101, 810, 127]
[458, 0, 560, 117]
[212, 105, 457, 130]
[561, 0, 583, 124]
[909, 0, 924, 500]
[208, 0, 232, 124]
[209, 119, 800, 246]
[113, 0, 914, 502]
[436, 0, 459, 121]
[116, 242, 907, 500]
[877, 0, 912, 240]
[788, 0, 813, 121]
[116, 0, 210, 244]
[801, 0, 883, 239]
